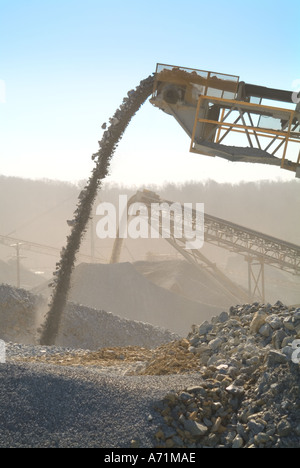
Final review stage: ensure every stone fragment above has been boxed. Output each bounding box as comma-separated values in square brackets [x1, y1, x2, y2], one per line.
[179, 391, 192, 401]
[259, 323, 272, 337]
[281, 346, 293, 360]
[254, 433, 269, 446]
[267, 350, 287, 367]
[208, 337, 223, 351]
[277, 420, 292, 437]
[232, 434, 244, 448]
[248, 420, 265, 435]
[225, 384, 245, 397]
[272, 330, 287, 350]
[186, 386, 207, 397]
[218, 311, 229, 323]
[198, 321, 213, 336]
[266, 315, 282, 330]
[211, 416, 222, 433]
[250, 310, 267, 334]
[182, 418, 208, 437]
[283, 317, 295, 331]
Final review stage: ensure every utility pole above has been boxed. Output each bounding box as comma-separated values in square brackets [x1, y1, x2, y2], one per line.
[10, 242, 24, 288]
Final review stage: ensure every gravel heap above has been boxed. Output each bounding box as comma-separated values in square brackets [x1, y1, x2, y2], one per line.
[153, 301, 300, 448]
[0, 284, 43, 344]
[0, 284, 179, 349]
[56, 303, 180, 350]
[1, 291, 300, 448]
[0, 363, 202, 448]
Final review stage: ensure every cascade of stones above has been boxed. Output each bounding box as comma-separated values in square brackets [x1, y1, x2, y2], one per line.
[40, 75, 155, 345]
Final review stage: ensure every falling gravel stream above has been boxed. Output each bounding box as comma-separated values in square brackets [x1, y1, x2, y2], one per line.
[40, 75, 155, 345]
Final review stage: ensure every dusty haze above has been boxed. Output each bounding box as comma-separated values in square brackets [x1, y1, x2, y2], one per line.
[0, 175, 299, 306]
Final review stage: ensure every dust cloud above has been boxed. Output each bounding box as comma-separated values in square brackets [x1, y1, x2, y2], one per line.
[0, 175, 299, 337]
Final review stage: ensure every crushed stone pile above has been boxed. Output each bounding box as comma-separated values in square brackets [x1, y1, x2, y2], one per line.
[0, 284, 179, 349]
[152, 301, 300, 448]
[0, 284, 43, 344]
[0, 363, 202, 448]
[1, 286, 300, 448]
[56, 303, 180, 350]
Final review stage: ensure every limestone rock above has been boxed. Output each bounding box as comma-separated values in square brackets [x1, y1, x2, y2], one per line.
[250, 310, 267, 334]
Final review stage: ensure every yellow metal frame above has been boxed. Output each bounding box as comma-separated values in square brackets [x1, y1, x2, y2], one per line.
[190, 95, 300, 172]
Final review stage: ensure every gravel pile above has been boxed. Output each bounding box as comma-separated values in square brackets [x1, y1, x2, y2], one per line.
[0, 284, 179, 349]
[1, 292, 300, 448]
[153, 301, 300, 448]
[0, 363, 202, 448]
[6, 342, 87, 360]
[57, 303, 180, 350]
[0, 284, 43, 344]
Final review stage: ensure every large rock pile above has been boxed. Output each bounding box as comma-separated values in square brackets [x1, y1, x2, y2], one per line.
[154, 301, 300, 448]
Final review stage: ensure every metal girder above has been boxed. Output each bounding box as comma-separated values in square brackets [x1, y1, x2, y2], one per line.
[191, 95, 300, 172]
[109, 190, 300, 303]
[247, 257, 266, 303]
[203, 213, 300, 275]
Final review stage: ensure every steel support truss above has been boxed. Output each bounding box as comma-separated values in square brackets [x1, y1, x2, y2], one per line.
[191, 96, 300, 173]
[110, 191, 300, 304]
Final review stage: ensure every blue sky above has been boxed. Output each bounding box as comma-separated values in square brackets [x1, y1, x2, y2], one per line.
[0, 0, 300, 185]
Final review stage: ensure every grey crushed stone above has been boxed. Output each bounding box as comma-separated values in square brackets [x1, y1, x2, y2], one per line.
[0, 284, 180, 349]
[0, 362, 202, 448]
[5, 342, 88, 360]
